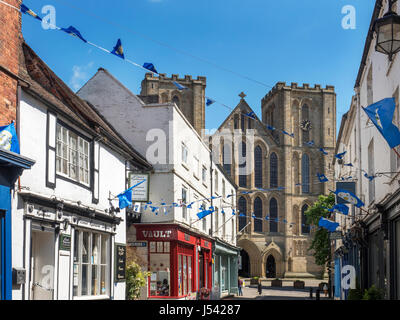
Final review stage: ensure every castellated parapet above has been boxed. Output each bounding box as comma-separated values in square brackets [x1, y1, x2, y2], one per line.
[140, 73, 207, 135]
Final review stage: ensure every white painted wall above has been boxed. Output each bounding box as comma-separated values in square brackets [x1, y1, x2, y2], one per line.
[78, 70, 237, 246]
[11, 90, 128, 300]
[355, 2, 400, 208]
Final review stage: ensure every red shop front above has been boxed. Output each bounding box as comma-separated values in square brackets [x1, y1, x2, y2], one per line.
[134, 224, 212, 299]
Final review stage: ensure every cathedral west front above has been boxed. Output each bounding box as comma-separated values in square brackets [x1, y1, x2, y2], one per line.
[212, 82, 336, 278]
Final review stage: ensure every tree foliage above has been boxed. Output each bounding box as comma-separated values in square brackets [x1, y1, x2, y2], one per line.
[126, 260, 150, 300]
[304, 194, 335, 266]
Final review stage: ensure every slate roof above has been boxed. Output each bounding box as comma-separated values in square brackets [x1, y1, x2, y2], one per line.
[18, 42, 152, 171]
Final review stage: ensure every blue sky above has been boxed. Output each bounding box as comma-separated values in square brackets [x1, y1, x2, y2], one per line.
[20, 0, 375, 133]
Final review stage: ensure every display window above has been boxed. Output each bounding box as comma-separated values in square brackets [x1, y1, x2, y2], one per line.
[73, 229, 110, 298]
[149, 241, 171, 297]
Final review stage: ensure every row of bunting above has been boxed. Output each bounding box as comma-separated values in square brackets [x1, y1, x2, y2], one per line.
[18, 3, 400, 177]
[116, 177, 365, 233]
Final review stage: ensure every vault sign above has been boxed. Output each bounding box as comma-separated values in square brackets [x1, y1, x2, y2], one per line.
[114, 243, 126, 282]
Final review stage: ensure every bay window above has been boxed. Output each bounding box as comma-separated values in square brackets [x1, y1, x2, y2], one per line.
[73, 229, 110, 298]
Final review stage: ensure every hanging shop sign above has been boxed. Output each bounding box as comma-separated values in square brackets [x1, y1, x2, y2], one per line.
[114, 243, 126, 282]
[129, 173, 150, 202]
[59, 234, 71, 251]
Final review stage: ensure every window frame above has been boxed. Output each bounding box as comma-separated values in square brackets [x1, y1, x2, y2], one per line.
[56, 122, 91, 188]
[73, 229, 111, 299]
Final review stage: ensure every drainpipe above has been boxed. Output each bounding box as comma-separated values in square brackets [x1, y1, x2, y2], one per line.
[209, 136, 214, 292]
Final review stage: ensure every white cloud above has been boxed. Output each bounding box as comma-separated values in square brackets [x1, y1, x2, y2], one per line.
[69, 62, 94, 91]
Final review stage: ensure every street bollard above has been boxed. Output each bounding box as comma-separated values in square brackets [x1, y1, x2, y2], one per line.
[316, 289, 320, 300]
[309, 287, 313, 299]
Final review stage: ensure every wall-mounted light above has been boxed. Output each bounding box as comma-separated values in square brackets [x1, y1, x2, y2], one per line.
[374, 0, 400, 60]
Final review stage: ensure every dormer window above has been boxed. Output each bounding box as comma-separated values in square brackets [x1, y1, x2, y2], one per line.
[56, 124, 90, 185]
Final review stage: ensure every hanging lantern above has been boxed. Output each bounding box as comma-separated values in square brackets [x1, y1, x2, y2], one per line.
[374, 0, 400, 60]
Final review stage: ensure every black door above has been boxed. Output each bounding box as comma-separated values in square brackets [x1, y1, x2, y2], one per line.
[239, 250, 250, 277]
[266, 255, 276, 278]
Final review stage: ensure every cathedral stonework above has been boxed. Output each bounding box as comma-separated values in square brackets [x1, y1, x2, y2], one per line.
[213, 83, 336, 278]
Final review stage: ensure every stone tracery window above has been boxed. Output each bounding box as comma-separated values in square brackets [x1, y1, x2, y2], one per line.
[254, 197, 263, 232]
[269, 198, 278, 233]
[254, 146, 263, 188]
[270, 152, 278, 188]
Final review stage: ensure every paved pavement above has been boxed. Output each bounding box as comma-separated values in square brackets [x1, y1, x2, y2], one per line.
[223, 279, 331, 300]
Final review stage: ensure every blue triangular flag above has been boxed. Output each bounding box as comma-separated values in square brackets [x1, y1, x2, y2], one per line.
[335, 151, 347, 160]
[143, 63, 158, 73]
[267, 125, 276, 131]
[111, 39, 124, 59]
[282, 130, 294, 138]
[245, 111, 256, 119]
[173, 81, 188, 91]
[61, 26, 87, 43]
[317, 173, 329, 183]
[206, 97, 215, 106]
[363, 98, 400, 149]
[329, 204, 349, 216]
[21, 4, 42, 21]
[0, 122, 20, 154]
[319, 148, 328, 155]
[331, 189, 364, 208]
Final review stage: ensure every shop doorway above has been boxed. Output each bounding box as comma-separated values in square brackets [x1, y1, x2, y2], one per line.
[239, 250, 250, 277]
[30, 226, 55, 300]
[199, 253, 204, 288]
[266, 255, 276, 278]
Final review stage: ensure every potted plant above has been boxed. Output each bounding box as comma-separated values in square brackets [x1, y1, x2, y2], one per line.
[250, 276, 259, 285]
[293, 280, 305, 289]
[271, 278, 282, 287]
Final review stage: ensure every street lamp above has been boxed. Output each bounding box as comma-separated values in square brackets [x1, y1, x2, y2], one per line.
[374, 0, 400, 60]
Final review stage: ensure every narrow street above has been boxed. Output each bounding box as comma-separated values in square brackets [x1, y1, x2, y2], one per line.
[224, 279, 331, 300]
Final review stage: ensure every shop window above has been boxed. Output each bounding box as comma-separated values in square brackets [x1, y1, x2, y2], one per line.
[73, 230, 110, 298]
[149, 241, 170, 297]
[56, 124, 90, 185]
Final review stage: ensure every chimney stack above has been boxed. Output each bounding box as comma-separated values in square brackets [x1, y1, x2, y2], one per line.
[0, 0, 22, 125]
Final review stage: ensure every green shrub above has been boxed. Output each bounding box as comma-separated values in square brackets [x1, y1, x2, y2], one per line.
[362, 285, 383, 300]
[347, 288, 363, 300]
[126, 261, 150, 300]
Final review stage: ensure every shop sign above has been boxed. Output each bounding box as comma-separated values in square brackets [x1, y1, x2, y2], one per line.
[128, 241, 147, 247]
[142, 230, 173, 239]
[59, 234, 71, 251]
[114, 243, 126, 282]
[129, 173, 150, 202]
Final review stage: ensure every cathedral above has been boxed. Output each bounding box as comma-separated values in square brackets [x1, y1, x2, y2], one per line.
[212, 83, 336, 278]
[139, 73, 336, 278]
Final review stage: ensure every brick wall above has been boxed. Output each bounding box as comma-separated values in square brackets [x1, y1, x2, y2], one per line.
[0, 0, 22, 125]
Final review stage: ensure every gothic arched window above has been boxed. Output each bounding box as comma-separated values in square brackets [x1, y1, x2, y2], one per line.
[239, 141, 247, 188]
[302, 104, 310, 143]
[234, 114, 239, 130]
[222, 143, 232, 176]
[254, 146, 263, 188]
[301, 204, 310, 234]
[238, 196, 247, 231]
[270, 152, 278, 188]
[302, 154, 310, 194]
[254, 197, 263, 232]
[269, 198, 278, 233]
